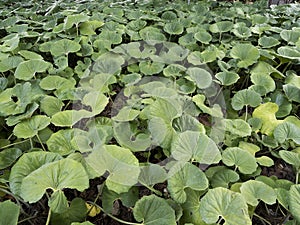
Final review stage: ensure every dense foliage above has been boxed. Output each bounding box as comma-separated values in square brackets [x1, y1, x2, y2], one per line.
[0, 0, 300, 224]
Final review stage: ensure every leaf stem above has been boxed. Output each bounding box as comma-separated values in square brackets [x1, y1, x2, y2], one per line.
[245, 105, 248, 121]
[253, 213, 271, 225]
[18, 215, 38, 224]
[87, 201, 141, 225]
[45, 209, 51, 225]
[0, 139, 29, 149]
[296, 171, 299, 184]
[36, 134, 46, 151]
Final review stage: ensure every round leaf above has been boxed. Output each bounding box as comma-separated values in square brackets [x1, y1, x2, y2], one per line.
[50, 39, 81, 57]
[85, 145, 140, 193]
[133, 195, 176, 225]
[14, 59, 51, 81]
[222, 147, 257, 174]
[258, 36, 280, 48]
[231, 89, 262, 110]
[274, 122, 300, 144]
[139, 164, 167, 186]
[171, 131, 221, 165]
[209, 21, 233, 33]
[186, 67, 212, 89]
[200, 187, 251, 225]
[0, 148, 22, 170]
[13, 115, 50, 139]
[168, 162, 208, 203]
[230, 44, 260, 68]
[194, 31, 212, 44]
[164, 22, 184, 35]
[215, 71, 240, 86]
[9, 151, 62, 196]
[240, 180, 277, 206]
[0, 200, 20, 225]
[20, 158, 89, 203]
[289, 184, 300, 222]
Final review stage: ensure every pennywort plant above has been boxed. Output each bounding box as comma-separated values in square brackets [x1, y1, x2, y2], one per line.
[0, 0, 299, 224]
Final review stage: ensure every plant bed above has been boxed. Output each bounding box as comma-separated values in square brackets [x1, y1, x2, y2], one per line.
[0, 0, 300, 224]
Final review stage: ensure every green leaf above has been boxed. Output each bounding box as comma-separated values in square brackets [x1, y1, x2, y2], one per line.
[48, 190, 68, 213]
[133, 195, 176, 225]
[168, 162, 208, 203]
[186, 67, 212, 89]
[40, 96, 64, 116]
[0, 56, 23, 72]
[192, 94, 223, 117]
[252, 102, 282, 135]
[210, 169, 240, 188]
[64, 14, 89, 30]
[93, 54, 124, 74]
[222, 147, 257, 174]
[113, 121, 152, 152]
[50, 39, 81, 57]
[274, 122, 300, 144]
[85, 145, 140, 193]
[200, 187, 251, 225]
[51, 110, 91, 127]
[283, 84, 300, 103]
[18, 50, 43, 60]
[256, 156, 274, 167]
[233, 25, 251, 39]
[13, 115, 50, 139]
[231, 89, 262, 110]
[20, 158, 89, 203]
[240, 180, 277, 206]
[0, 148, 22, 169]
[9, 151, 62, 196]
[164, 22, 184, 35]
[289, 184, 300, 222]
[171, 131, 221, 164]
[277, 46, 300, 60]
[209, 21, 233, 33]
[224, 119, 252, 137]
[139, 164, 167, 186]
[194, 30, 212, 44]
[47, 129, 80, 155]
[230, 44, 260, 68]
[258, 36, 280, 48]
[39, 75, 76, 91]
[79, 20, 104, 35]
[14, 59, 51, 81]
[0, 200, 20, 225]
[215, 71, 239, 86]
[139, 61, 165, 75]
[279, 150, 300, 170]
[102, 185, 138, 214]
[280, 29, 300, 44]
[51, 198, 87, 225]
[250, 73, 276, 95]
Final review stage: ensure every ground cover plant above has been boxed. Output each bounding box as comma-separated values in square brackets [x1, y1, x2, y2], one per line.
[0, 0, 300, 224]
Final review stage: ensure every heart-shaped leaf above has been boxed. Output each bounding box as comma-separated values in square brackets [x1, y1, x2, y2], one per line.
[240, 180, 277, 206]
[171, 131, 221, 165]
[133, 195, 176, 225]
[50, 39, 81, 57]
[279, 150, 300, 170]
[20, 158, 89, 203]
[9, 151, 62, 196]
[85, 145, 140, 193]
[289, 184, 300, 222]
[231, 89, 262, 110]
[230, 43, 260, 68]
[0, 200, 20, 225]
[215, 71, 240, 86]
[164, 22, 184, 35]
[0, 148, 22, 169]
[274, 122, 300, 144]
[186, 67, 212, 89]
[222, 147, 257, 174]
[209, 21, 233, 33]
[168, 162, 208, 203]
[13, 115, 50, 139]
[15, 59, 51, 81]
[200, 187, 251, 225]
